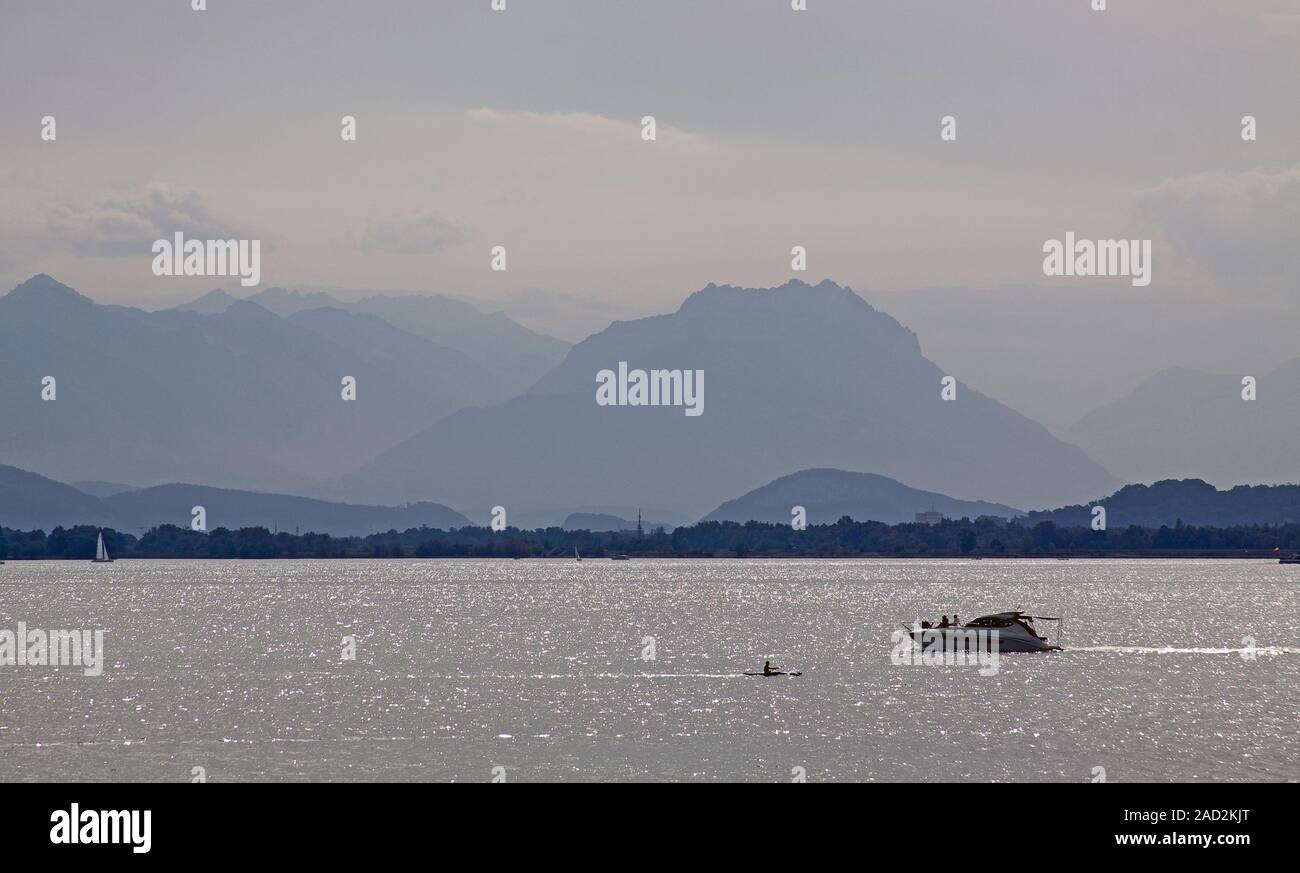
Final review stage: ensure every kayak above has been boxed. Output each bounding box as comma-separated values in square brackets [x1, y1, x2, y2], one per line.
[743, 671, 802, 676]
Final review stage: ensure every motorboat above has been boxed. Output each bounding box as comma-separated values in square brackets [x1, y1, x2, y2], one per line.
[1280, 553, 1300, 564]
[610, 554, 631, 561]
[906, 611, 1061, 652]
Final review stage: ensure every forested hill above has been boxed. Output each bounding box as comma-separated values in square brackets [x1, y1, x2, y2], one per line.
[1027, 479, 1300, 528]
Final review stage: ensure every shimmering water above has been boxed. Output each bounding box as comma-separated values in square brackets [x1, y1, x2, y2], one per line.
[1, 559, 1296, 782]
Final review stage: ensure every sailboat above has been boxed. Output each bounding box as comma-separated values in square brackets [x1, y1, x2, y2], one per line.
[574, 545, 582, 562]
[92, 531, 113, 563]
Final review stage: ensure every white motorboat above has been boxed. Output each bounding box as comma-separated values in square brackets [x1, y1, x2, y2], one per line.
[907, 611, 1061, 652]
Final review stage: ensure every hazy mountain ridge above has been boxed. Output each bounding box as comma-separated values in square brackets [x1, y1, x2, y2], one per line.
[173, 288, 240, 314]
[0, 464, 469, 536]
[0, 464, 111, 530]
[704, 468, 1022, 524]
[103, 483, 470, 536]
[167, 283, 570, 397]
[328, 279, 1120, 515]
[70, 480, 139, 498]
[869, 286, 1300, 433]
[240, 286, 571, 397]
[6, 461, 1299, 536]
[0, 275, 506, 492]
[1065, 360, 1300, 486]
[466, 288, 641, 344]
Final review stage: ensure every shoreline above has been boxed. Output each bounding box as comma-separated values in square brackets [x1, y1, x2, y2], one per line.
[3, 552, 1293, 561]
[5, 519, 1297, 562]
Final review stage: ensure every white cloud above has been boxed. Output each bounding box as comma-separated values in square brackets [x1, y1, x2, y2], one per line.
[1136, 164, 1300, 296]
[46, 183, 243, 257]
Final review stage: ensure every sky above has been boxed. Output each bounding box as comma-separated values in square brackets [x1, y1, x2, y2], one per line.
[1, 0, 1297, 323]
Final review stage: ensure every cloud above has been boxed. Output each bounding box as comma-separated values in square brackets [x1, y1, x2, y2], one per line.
[357, 211, 467, 255]
[465, 107, 722, 156]
[1136, 164, 1300, 295]
[46, 183, 243, 257]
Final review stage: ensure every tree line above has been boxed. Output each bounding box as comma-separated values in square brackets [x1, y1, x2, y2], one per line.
[2, 516, 1298, 560]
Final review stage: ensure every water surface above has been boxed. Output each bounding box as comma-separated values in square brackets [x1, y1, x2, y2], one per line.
[1, 558, 1296, 782]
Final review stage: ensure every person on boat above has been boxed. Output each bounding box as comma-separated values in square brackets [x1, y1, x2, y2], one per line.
[938, 615, 950, 628]
[953, 614, 960, 627]
[762, 660, 774, 676]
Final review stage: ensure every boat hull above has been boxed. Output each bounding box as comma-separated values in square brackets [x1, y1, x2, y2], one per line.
[906, 627, 1060, 653]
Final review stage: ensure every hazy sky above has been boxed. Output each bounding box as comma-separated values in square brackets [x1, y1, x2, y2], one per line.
[1, 0, 1297, 316]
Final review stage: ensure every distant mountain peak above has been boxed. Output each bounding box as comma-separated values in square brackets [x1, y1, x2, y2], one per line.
[777, 277, 848, 292]
[339, 277, 1116, 513]
[5, 273, 94, 305]
[248, 286, 343, 316]
[680, 277, 865, 313]
[175, 288, 240, 313]
[218, 299, 278, 320]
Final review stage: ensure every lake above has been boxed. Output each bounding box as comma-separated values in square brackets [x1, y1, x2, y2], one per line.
[1, 558, 1296, 782]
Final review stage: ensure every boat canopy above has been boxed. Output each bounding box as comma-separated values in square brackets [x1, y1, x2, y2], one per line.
[965, 612, 1023, 627]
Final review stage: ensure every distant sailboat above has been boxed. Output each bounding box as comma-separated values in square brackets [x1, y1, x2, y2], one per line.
[574, 545, 582, 562]
[93, 531, 113, 563]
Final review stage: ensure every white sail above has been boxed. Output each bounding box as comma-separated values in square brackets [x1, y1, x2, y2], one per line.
[95, 532, 109, 562]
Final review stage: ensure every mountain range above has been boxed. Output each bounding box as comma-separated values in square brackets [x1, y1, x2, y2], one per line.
[0, 274, 561, 492]
[7, 460, 1300, 536]
[0, 463, 468, 536]
[191, 285, 570, 398]
[325, 279, 1120, 515]
[7, 273, 1293, 527]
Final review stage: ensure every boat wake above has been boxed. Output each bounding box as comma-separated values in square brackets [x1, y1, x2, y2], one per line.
[1068, 645, 1298, 656]
[606, 672, 748, 679]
